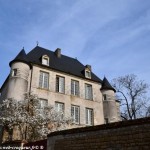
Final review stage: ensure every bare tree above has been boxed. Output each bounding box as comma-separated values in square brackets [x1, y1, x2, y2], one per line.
[112, 74, 150, 120]
[146, 106, 150, 117]
[0, 93, 73, 142]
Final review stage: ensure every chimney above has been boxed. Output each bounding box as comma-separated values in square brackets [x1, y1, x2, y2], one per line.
[85, 65, 92, 71]
[55, 48, 61, 58]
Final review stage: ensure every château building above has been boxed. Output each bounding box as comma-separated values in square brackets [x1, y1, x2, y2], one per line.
[0, 46, 120, 127]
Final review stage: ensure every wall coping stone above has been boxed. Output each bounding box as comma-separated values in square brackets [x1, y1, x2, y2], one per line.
[48, 117, 150, 137]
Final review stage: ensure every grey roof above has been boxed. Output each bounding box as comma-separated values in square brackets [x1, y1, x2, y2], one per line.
[9, 49, 31, 68]
[101, 77, 116, 92]
[9, 46, 102, 83]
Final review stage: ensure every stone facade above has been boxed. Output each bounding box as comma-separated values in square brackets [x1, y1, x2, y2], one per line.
[0, 46, 121, 130]
[29, 65, 104, 125]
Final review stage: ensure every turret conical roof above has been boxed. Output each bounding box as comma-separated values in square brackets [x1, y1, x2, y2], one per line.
[101, 77, 116, 92]
[9, 49, 31, 67]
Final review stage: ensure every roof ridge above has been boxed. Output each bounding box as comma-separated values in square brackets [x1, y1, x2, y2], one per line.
[28, 46, 79, 61]
[26, 46, 102, 83]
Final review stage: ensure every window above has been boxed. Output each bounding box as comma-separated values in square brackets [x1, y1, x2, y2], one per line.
[56, 76, 65, 93]
[55, 102, 64, 112]
[42, 55, 49, 66]
[86, 108, 93, 125]
[40, 99, 48, 108]
[11, 69, 17, 76]
[39, 71, 49, 89]
[71, 105, 80, 124]
[39, 99, 48, 116]
[85, 84, 93, 100]
[71, 80, 79, 96]
[85, 70, 91, 78]
[103, 94, 107, 100]
[55, 102, 64, 119]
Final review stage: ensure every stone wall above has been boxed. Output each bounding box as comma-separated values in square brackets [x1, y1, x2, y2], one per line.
[47, 117, 150, 150]
[31, 65, 105, 125]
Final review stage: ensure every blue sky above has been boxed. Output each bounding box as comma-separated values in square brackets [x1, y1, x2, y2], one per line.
[0, 0, 150, 89]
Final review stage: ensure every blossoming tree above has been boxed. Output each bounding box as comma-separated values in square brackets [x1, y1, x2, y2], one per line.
[0, 93, 73, 142]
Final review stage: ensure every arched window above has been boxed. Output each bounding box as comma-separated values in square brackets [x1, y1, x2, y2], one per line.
[42, 55, 49, 66]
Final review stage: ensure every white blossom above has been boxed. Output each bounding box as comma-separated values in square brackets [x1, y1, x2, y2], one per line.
[0, 93, 73, 141]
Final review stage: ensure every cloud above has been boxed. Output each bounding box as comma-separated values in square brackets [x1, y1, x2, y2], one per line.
[1, 0, 150, 91]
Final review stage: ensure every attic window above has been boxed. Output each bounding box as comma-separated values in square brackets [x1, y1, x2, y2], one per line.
[42, 55, 49, 66]
[85, 70, 91, 79]
[85, 65, 91, 79]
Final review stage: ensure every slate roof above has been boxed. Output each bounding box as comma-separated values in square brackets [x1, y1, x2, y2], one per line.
[9, 46, 102, 83]
[9, 49, 31, 68]
[101, 77, 116, 92]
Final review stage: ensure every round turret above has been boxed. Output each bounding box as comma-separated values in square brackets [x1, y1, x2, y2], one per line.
[6, 49, 31, 101]
[101, 77, 120, 123]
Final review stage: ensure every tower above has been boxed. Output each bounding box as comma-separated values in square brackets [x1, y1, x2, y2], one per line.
[6, 49, 31, 101]
[101, 77, 120, 123]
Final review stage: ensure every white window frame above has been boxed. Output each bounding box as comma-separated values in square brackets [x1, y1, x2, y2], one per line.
[40, 99, 48, 108]
[55, 102, 64, 119]
[42, 55, 49, 66]
[39, 99, 48, 116]
[71, 80, 79, 96]
[86, 108, 93, 126]
[71, 105, 80, 124]
[56, 76, 65, 93]
[85, 84, 93, 100]
[85, 70, 91, 79]
[39, 71, 49, 89]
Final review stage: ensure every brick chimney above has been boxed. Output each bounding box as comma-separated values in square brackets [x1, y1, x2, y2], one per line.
[55, 48, 61, 58]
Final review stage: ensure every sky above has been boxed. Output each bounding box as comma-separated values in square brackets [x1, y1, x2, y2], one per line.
[0, 0, 150, 91]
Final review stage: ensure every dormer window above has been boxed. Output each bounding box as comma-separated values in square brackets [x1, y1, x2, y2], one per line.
[85, 70, 91, 78]
[42, 55, 49, 66]
[85, 65, 91, 79]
